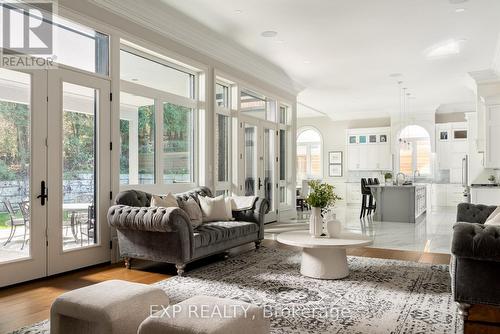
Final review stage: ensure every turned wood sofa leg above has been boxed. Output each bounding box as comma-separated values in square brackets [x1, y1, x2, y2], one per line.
[124, 257, 131, 269]
[457, 302, 471, 320]
[176, 263, 186, 276]
[255, 240, 262, 250]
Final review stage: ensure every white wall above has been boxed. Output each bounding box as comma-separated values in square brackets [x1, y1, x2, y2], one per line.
[297, 116, 390, 202]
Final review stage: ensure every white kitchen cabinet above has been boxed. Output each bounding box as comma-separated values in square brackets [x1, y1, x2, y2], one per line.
[430, 183, 464, 207]
[431, 184, 447, 207]
[346, 183, 362, 204]
[471, 188, 500, 206]
[347, 145, 361, 170]
[485, 104, 500, 168]
[346, 127, 391, 171]
[446, 184, 464, 207]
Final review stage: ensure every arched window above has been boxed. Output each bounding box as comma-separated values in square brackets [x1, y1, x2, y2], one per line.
[399, 125, 431, 176]
[296, 128, 322, 181]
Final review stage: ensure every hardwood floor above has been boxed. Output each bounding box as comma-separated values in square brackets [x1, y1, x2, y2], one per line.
[0, 241, 496, 334]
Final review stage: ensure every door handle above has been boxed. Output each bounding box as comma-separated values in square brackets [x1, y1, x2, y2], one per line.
[258, 177, 263, 190]
[37, 180, 48, 206]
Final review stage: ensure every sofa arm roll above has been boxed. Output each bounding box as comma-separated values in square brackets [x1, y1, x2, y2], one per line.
[232, 198, 269, 240]
[108, 205, 193, 234]
[452, 222, 500, 262]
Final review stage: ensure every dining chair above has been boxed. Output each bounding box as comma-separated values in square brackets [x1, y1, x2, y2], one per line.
[2, 199, 29, 249]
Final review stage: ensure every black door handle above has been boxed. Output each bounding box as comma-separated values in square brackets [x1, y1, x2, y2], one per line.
[258, 178, 263, 190]
[37, 180, 48, 206]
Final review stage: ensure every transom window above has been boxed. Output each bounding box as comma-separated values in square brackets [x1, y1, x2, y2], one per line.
[119, 46, 198, 186]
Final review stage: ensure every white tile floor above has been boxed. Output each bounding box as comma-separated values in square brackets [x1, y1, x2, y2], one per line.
[265, 205, 457, 254]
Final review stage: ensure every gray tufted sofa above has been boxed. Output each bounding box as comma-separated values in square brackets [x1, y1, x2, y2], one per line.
[107, 187, 269, 276]
[450, 203, 500, 318]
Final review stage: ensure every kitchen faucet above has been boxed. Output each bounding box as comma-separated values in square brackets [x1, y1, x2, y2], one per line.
[396, 172, 406, 185]
[413, 170, 420, 181]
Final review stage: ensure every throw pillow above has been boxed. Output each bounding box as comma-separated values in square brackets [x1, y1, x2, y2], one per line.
[199, 195, 231, 222]
[485, 206, 500, 226]
[179, 196, 203, 228]
[225, 197, 234, 220]
[151, 193, 178, 208]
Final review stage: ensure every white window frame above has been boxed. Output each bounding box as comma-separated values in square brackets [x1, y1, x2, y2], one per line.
[214, 79, 234, 195]
[119, 48, 199, 190]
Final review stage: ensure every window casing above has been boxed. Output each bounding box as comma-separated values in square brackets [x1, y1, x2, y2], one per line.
[215, 80, 233, 194]
[119, 47, 198, 186]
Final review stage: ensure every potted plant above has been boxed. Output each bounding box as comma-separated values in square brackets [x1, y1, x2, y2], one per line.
[384, 172, 393, 185]
[306, 180, 342, 237]
[488, 175, 496, 185]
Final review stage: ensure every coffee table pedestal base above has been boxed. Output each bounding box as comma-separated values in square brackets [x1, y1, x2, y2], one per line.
[300, 248, 349, 279]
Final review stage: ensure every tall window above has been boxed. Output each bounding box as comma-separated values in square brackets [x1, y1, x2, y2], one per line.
[215, 80, 233, 195]
[296, 128, 322, 181]
[120, 46, 197, 185]
[399, 125, 431, 176]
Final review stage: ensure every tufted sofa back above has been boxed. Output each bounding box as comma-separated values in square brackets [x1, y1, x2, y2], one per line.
[456, 203, 497, 225]
[114, 186, 213, 207]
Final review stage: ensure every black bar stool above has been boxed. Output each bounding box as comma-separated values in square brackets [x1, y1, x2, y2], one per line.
[360, 178, 370, 218]
[367, 178, 375, 215]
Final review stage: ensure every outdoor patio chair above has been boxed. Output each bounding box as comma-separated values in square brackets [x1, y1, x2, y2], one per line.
[2, 199, 29, 249]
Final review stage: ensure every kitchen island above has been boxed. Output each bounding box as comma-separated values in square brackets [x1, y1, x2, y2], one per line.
[368, 184, 427, 223]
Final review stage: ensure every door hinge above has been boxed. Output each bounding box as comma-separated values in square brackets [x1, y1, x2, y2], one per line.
[46, 96, 48, 102]
[276, 157, 279, 162]
[110, 93, 113, 101]
[276, 183, 279, 189]
[46, 240, 48, 247]
[110, 191, 113, 200]
[240, 122, 243, 128]
[110, 142, 113, 150]
[109, 240, 113, 249]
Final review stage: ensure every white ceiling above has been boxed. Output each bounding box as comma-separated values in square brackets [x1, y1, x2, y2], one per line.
[161, 0, 500, 120]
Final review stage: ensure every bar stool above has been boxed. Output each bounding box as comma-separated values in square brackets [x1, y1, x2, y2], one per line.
[360, 178, 371, 218]
[367, 178, 375, 215]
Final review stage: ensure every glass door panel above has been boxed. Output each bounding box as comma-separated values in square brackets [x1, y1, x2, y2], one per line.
[0, 68, 47, 287]
[244, 124, 257, 196]
[263, 128, 275, 212]
[162, 103, 193, 184]
[61, 83, 97, 251]
[47, 69, 110, 275]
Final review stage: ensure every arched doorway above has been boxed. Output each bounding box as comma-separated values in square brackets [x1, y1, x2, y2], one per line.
[398, 125, 432, 177]
[296, 127, 322, 181]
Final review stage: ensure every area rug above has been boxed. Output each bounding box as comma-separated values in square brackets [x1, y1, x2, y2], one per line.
[10, 247, 462, 334]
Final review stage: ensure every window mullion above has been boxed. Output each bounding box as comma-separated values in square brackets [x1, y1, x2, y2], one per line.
[155, 98, 163, 184]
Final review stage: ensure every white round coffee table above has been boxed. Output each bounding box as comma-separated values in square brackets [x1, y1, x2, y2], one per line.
[277, 231, 373, 279]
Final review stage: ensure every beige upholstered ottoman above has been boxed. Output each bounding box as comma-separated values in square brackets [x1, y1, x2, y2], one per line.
[138, 295, 270, 334]
[50, 279, 170, 334]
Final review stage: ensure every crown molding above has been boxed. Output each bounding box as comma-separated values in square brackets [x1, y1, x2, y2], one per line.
[87, 0, 303, 95]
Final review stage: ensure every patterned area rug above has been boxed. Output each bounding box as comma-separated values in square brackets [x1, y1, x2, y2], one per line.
[11, 247, 462, 334]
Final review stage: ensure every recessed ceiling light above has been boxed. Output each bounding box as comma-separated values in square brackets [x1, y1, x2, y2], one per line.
[303, 60, 311, 64]
[275, 39, 285, 44]
[235, 9, 242, 14]
[455, 8, 465, 12]
[389, 73, 403, 78]
[131, 78, 139, 81]
[425, 39, 466, 58]
[261, 31, 278, 38]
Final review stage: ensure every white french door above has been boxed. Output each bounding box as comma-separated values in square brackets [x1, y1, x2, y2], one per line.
[241, 117, 277, 223]
[0, 67, 111, 287]
[0, 69, 48, 287]
[47, 69, 111, 275]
